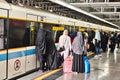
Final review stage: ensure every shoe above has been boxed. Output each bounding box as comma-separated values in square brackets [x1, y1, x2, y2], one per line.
[99, 54, 102, 57]
[38, 69, 43, 73]
[73, 72, 78, 75]
[94, 55, 98, 59]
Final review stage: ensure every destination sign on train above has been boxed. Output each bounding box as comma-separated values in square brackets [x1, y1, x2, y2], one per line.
[52, 27, 64, 31]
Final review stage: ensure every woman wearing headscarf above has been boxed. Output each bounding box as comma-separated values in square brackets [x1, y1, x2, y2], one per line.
[45, 30, 58, 70]
[94, 30, 101, 59]
[58, 30, 71, 59]
[72, 32, 85, 73]
[35, 28, 47, 72]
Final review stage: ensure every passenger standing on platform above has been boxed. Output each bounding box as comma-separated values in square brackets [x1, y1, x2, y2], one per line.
[35, 28, 47, 72]
[115, 32, 120, 48]
[58, 30, 71, 59]
[94, 30, 101, 59]
[101, 32, 108, 52]
[110, 32, 116, 53]
[83, 32, 89, 50]
[45, 30, 58, 70]
[117, 32, 120, 48]
[72, 32, 85, 73]
[36, 29, 58, 71]
[87, 29, 95, 53]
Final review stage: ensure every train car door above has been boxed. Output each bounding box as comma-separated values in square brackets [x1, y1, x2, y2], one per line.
[7, 19, 26, 79]
[25, 14, 37, 71]
[36, 16, 45, 68]
[0, 9, 8, 80]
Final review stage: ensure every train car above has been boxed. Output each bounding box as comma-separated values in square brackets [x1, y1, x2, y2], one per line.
[0, 0, 118, 79]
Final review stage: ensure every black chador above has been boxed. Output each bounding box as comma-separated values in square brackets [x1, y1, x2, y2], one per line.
[35, 29, 47, 71]
[35, 29, 58, 71]
[45, 31, 58, 70]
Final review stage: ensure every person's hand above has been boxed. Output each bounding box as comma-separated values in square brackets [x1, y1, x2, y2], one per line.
[70, 50, 73, 54]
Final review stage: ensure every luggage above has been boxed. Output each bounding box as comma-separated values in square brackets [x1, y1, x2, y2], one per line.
[63, 56, 72, 73]
[84, 56, 90, 73]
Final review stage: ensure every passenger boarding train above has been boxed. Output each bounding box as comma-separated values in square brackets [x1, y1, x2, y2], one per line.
[0, 0, 119, 79]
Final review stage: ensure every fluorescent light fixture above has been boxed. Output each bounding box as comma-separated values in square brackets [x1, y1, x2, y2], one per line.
[17, 2, 24, 7]
[49, 9, 53, 12]
[35, 6, 39, 8]
[49, 0, 119, 28]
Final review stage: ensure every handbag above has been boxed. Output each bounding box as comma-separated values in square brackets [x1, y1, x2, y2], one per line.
[57, 52, 64, 67]
[58, 38, 67, 52]
[59, 46, 65, 52]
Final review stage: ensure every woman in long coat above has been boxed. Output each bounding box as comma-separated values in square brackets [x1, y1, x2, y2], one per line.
[72, 32, 85, 73]
[58, 30, 71, 59]
[94, 30, 101, 59]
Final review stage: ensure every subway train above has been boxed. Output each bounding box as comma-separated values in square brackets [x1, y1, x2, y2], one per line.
[0, 0, 119, 80]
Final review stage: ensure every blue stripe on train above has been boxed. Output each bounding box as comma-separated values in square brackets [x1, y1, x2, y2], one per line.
[0, 49, 35, 61]
[26, 49, 35, 56]
[8, 51, 26, 60]
[0, 54, 6, 61]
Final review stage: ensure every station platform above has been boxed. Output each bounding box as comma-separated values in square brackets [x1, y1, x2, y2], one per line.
[17, 51, 120, 80]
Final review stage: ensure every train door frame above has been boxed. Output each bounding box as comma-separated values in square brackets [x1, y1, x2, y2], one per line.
[0, 8, 9, 80]
[25, 14, 38, 72]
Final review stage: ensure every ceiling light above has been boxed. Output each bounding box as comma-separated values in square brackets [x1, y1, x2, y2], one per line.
[49, 9, 53, 12]
[17, 2, 24, 7]
[35, 6, 41, 8]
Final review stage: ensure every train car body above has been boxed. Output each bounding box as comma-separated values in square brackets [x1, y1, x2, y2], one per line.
[0, 0, 118, 79]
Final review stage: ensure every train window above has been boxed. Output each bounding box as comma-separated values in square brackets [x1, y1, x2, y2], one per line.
[42, 23, 54, 38]
[54, 30, 63, 43]
[23, 22, 38, 46]
[52, 25, 64, 43]
[0, 19, 6, 50]
[8, 19, 25, 48]
[39, 23, 63, 43]
[38, 23, 43, 29]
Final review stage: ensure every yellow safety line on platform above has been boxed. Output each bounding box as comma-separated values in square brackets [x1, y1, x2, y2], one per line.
[34, 68, 62, 80]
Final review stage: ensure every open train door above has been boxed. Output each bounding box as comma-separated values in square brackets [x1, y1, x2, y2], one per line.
[25, 14, 37, 72]
[0, 8, 8, 80]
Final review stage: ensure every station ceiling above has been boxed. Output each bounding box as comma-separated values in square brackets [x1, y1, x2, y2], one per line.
[6, 0, 120, 29]
[63, 0, 120, 28]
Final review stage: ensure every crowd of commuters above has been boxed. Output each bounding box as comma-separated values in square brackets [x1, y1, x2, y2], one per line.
[35, 28, 120, 73]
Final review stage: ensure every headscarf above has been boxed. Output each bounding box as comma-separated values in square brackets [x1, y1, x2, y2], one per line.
[72, 32, 84, 55]
[58, 30, 68, 47]
[35, 28, 46, 55]
[69, 30, 77, 39]
[95, 30, 101, 41]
